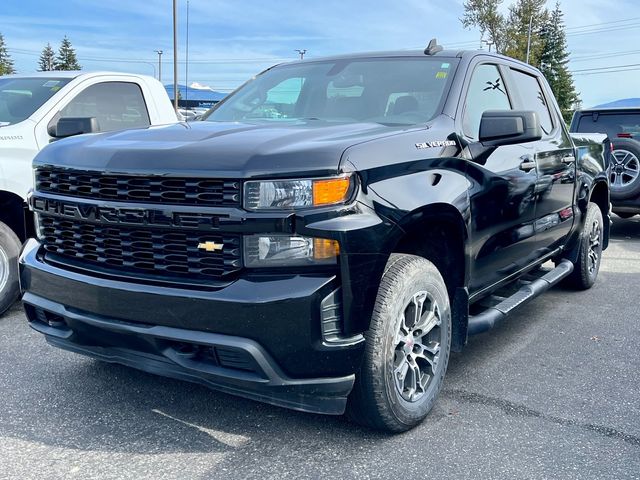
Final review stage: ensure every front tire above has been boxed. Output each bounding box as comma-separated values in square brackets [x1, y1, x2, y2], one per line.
[567, 202, 603, 290]
[0, 221, 21, 315]
[347, 254, 451, 432]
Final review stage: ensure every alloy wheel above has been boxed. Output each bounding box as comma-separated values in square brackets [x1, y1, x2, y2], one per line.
[0, 246, 9, 294]
[392, 291, 442, 403]
[587, 217, 601, 275]
[610, 149, 640, 190]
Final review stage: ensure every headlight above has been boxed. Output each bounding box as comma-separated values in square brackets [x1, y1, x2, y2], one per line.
[244, 175, 352, 210]
[244, 235, 339, 267]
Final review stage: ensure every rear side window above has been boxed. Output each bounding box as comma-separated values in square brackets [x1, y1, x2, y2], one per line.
[575, 112, 640, 140]
[463, 64, 512, 139]
[59, 82, 150, 132]
[511, 69, 554, 135]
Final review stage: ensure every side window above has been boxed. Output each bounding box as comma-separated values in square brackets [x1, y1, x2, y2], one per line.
[463, 64, 511, 139]
[511, 69, 554, 135]
[59, 82, 151, 133]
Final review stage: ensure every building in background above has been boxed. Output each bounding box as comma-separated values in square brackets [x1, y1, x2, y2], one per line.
[164, 83, 227, 111]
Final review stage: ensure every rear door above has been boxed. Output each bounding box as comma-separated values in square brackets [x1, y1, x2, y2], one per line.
[508, 67, 576, 254]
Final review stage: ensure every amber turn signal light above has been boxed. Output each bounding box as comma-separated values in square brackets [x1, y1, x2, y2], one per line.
[313, 238, 340, 260]
[312, 176, 351, 207]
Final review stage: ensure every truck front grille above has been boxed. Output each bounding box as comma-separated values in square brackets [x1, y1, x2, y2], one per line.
[35, 167, 241, 207]
[38, 215, 242, 282]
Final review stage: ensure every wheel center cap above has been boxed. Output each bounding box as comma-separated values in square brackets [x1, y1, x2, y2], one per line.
[404, 336, 414, 350]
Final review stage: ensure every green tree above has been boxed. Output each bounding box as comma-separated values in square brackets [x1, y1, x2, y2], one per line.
[38, 43, 57, 71]
[0, 33, 16, 75]
[503, 0, 549, 65]
[55, 36, 81, 71]
[461, 0, 506, 53]
[539, 2, 580, 122]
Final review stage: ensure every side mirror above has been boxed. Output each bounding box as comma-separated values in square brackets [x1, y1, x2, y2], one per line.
[479, 110, 542, 147]
[48, 117, 100, 138]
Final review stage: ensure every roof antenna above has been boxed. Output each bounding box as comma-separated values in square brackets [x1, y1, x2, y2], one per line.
[424, 38, 443, 55]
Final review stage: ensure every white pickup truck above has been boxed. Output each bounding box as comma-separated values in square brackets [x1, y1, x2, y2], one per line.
[0, 71, 178, 313]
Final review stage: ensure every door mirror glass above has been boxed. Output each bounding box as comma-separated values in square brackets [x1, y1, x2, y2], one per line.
[479, 110, 542, 147]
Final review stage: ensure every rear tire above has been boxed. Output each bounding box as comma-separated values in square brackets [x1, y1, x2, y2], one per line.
[566, 202, 603, 290]
[346, 254, 451, 432]
[0, 221, 21, 315]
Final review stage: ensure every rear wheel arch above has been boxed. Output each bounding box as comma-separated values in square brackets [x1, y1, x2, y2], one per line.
[589, 180, 610, 250]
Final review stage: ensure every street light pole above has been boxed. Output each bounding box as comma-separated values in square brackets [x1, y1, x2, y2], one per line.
[173, 0, 179, 111]
[295, 49, 307, 60]
[185, 0, 189, 107]
[155, 50, 163, 82]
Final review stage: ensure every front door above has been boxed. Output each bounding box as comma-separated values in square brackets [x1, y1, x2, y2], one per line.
[461, 62, 540, 294]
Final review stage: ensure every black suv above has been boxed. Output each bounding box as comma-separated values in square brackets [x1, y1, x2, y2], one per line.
[570, 107, 640, 217]
[21, 45, 610, 432]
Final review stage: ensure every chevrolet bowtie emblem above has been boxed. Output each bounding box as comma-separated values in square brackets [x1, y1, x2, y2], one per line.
[197, 241, 224, 252]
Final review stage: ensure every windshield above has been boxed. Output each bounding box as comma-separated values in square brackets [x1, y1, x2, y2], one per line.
[203, 57, 458, 126]
[0, 77, 73, 126]
[576, 111, 640, 140]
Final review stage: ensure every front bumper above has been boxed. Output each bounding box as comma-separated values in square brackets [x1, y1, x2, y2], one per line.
[20, 239, 365, 415]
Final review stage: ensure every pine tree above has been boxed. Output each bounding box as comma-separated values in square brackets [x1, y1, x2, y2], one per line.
[55, 36, 81, 71]
[38, 43, 57, 71]
[0, 33, 16, 75]
[539, 2, 579, 122]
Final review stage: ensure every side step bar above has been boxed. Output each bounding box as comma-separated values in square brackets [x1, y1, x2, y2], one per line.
[467, 259, 574, 335]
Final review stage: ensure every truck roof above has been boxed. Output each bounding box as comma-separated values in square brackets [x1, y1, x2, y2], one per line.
[277, 48, 538, 73]
[0, 71, 157, 82]
[576, 107, 640, 113]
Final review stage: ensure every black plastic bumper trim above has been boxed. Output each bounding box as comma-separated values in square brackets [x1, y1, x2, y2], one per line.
[23, 292, 355, 415]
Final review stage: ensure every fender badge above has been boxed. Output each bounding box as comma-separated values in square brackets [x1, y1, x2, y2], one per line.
[415, 140, 456, 150]
[198, 241, 224, 252]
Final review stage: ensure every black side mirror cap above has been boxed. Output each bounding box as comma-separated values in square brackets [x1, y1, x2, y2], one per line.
[48, 117, 100, 138]
[479, 110, 542, 147]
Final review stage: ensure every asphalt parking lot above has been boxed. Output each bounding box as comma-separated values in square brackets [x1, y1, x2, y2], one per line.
[1, 215, 639, 480]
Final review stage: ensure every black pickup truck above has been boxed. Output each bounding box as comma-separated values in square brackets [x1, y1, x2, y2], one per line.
[20, 43, 610, 432]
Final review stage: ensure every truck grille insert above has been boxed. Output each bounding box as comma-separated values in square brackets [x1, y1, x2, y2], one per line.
[39, 215, 242, 281]
[35, 168, 241, 207]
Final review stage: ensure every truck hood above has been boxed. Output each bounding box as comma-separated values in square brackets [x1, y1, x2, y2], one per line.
[35, 121, 421, 178]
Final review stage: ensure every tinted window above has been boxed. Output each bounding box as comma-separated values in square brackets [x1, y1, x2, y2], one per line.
[575, 112, 640, 140]
[511, 69, 554, 134]
[0, 77, 72, 126]
[59, 82, 150, 132]
[204, 58, 458, 126]
[463, 64, 511, 139]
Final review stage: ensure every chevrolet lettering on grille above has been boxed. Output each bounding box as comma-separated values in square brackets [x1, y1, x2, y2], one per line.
[31, 197, 221, 230]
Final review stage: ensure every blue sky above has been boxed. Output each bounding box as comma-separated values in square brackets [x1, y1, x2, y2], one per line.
[1, 0, 638, 107]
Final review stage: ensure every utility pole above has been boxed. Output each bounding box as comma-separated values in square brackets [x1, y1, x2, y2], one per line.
[155, 50, 163, 82]
[173, 0, 179, 111]
[482, 40, 494, 52]
[525, 14, 533, 64]
[295, 49, 307, 60]
[185, 0, 189, 107]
